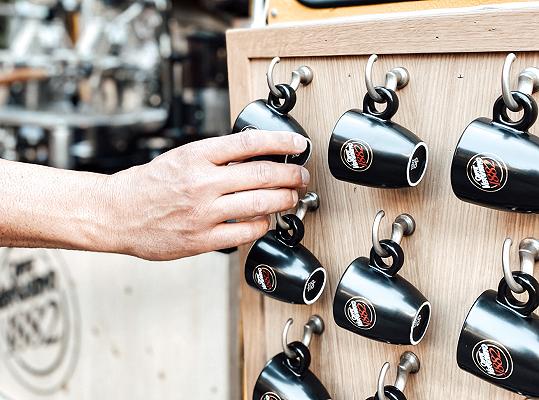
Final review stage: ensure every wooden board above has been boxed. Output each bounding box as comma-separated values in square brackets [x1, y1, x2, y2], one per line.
[0, 249, 239, 400]
[227, 5, 539, 399]
[267, 0, 531, 24]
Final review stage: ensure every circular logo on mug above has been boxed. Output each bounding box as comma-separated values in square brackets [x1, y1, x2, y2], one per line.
[472, 340, 513, 380]
[345, 296, 376, 330]
[466, 153, 508, 192]
[253, 265, 277, 293]
[340, 139, 373, 172]
[0, 249, 80, 394]
[261, 393, 282, 400]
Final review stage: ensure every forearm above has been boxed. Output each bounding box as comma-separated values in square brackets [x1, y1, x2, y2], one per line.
[0, 158, 116, 252]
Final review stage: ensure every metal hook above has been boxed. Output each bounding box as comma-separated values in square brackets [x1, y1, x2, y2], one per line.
[365, 54, 410, 103]
[502, 53, 539, 112]
[376, 351, 420, 400]
[372, 210, 416, 258]
[267, 57, 314, 98]
[502, 237, 539, 293]
[281, 315, 325, 360]
[275, 192, 320, 232]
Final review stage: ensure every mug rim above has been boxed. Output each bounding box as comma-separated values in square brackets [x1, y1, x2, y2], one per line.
[406, 142, 429, 187]
[409, 300, 432, 345]
[303, 266, 327, 305]
[285, 137, 313, 167]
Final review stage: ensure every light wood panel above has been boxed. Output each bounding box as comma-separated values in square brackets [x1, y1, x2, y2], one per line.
[228, 5, 539, 400]
[268, 0, 528, 25]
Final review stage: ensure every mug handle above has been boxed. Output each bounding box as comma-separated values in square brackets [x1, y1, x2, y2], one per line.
[275, 214, 305, 247]
[496, 271, 539, 317]
[284, 341, 312, 376]
[369, 239, 405, 277]
[267, 83, 297, 115]
[492, 91, 538, 132]
[362, 86, 400, 121]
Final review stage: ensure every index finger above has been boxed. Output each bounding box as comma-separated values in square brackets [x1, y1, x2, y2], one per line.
[200, 130, 308, 165]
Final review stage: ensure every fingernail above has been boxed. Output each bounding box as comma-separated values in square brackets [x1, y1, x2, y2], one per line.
[293, 134, 308, 152]
[301, 168, 310, 186]
[292, 190, 299, 205]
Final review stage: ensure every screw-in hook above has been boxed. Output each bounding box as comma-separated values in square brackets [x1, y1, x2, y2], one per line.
[276, 192, 320, 232]
[502, 237, 539, 293]
[365, 54, 410, 103]
[372, 210, 415, 258]
[502, 53, 539, 112]
[376, 351, 420, 400]
[267, 57, 314, 98]
[281, 315, 325, 360]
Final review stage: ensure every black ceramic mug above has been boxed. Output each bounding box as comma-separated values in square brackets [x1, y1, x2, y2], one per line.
[245, 214, 327, 305]
[328, 87, 428, 188]
[253, 341, 331, 400]
[333, 239, 431, 345]
[232, 83, 312, 166]
[451, 91, 539, 212]
[457, 271, 539, 397]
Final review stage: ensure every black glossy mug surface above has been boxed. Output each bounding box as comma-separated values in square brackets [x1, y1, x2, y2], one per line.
[232, 84, 312, 166]
[451, 92, 539, 212]
[328, 87, 428, 188]
[253, 342, 332, 400]
[245, 215, 327, 305]
[333, 240, 431, 345]
[457, 272, 539, 397]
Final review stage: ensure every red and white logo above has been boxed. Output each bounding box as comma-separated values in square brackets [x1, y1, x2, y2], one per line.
[472, 340, 513, 379]
[260, 392, 281, 400]
[253, 265, 277, 292]
[340, 139, 373, 172]
[345, 297, 376, 330]
[466, 153, 507, 192]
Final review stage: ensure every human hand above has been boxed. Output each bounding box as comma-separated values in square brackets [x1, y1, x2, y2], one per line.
[105, 130, 310, 260]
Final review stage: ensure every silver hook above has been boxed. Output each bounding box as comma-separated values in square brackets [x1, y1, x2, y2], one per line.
[376, 351, 420, 400]
[372, 210, 416, 258]
[365, 54, 410, 103]
[502, 53, 539, 112]
[267, 57, 314, 98]
[502, 237, 539, 293]
[281, 315, 325, 360]
[275, 192, 320, 232]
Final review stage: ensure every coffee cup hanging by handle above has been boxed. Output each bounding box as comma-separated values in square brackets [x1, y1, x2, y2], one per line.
[245, 192, 327, 305]
[328, 54, 429, 188]
[253, 315, 331, 400]
[450, 53, 539, 212]
[457, 237, 539, 398]
[366, 351, 421, 400]
[232, 57, 314, 166]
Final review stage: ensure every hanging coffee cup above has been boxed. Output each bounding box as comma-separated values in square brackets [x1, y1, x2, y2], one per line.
[457, 237, 539, 397]
[245, 192, 327, 305]
[333, 211, 431, 345]
[232, 57, 314, 166]
[253, 316, 331, 400]
[328, 55, 428, 188]
[451, 53, 539, 212]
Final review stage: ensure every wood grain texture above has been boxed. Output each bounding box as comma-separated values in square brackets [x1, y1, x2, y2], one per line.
[267, 0, 529, 24]
[227, 7, 539, 400]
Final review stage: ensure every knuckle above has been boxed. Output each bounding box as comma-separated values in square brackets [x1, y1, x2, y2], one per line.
[251, 193, 270, 215]
[285, 190, 297, 209]
[255, 162, 274, 186]
[239, 130, 258, 153]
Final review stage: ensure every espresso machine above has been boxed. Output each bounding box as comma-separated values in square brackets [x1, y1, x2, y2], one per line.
[0, 0, 234, 173]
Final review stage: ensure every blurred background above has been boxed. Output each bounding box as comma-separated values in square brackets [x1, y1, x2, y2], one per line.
[0, 0, 250, 399]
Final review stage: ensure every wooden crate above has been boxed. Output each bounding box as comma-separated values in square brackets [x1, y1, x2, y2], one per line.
[227, 4, 539, 399]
